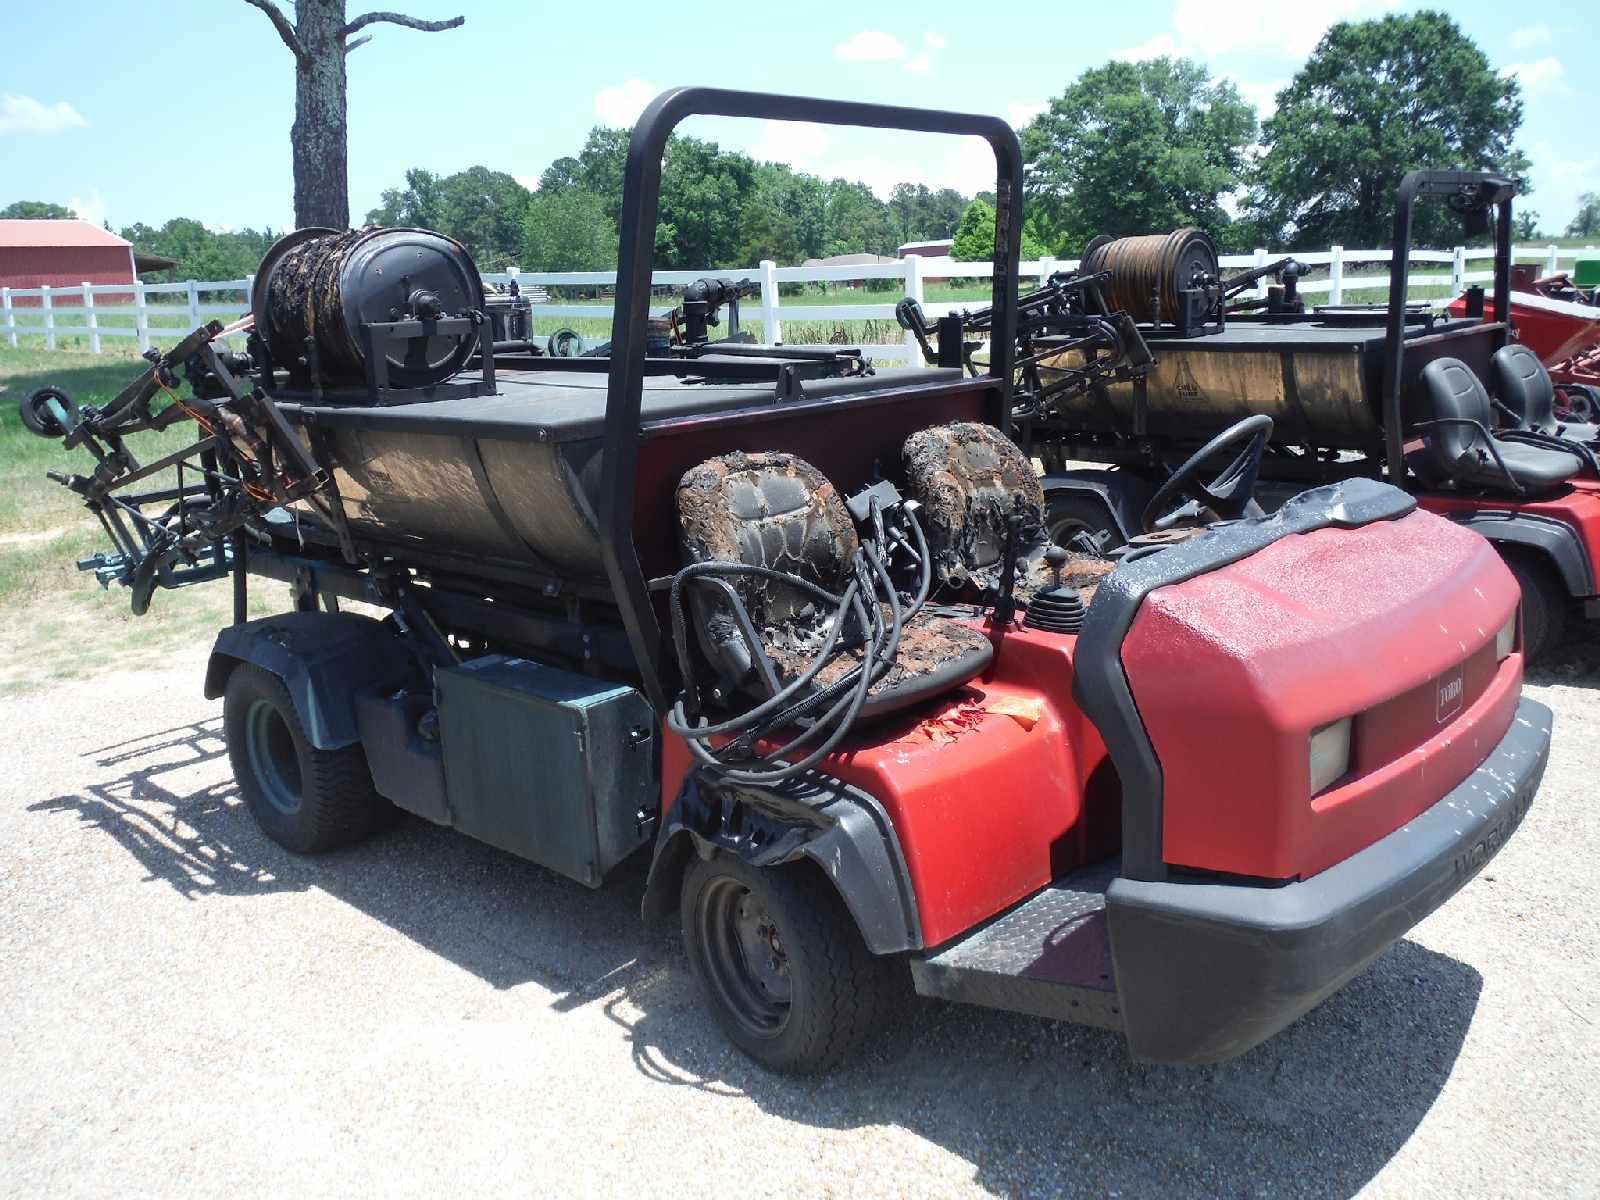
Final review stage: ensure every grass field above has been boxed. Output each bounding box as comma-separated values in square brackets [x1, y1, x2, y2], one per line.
[0, 346, 280, 693]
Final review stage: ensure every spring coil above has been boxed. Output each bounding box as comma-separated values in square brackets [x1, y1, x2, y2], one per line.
[1081, 228, 1218, 325]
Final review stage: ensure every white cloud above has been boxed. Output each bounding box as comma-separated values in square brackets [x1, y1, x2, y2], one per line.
[1232, 77, 1287, 118]
[0, 93, 87, 135]
[1548, 156, 1600, 185]
[834, 31, 906, 62]
[1502, 57, 1566, 95]
[749, 120, 832, 170]
[1171, 0, 1396, 59]
[1008, 101, 1048, 129]
[924, 31, 946, 50]
[904, 53, 932, 74]
[1114, 33, 1184, 62]
[66, 188, 107, 228]
[1510, 23, 1551, 50]
[593, 79, 656, 127]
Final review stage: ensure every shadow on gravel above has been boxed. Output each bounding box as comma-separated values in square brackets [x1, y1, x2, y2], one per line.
[36, 717, 1483, 1198]
[1528, 614, 1600, 691]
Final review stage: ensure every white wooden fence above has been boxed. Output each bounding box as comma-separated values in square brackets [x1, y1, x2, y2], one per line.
[5, 242, 1597, 366]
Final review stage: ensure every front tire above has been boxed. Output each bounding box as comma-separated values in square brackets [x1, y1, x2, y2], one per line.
[223, 663, 389, 853]
[1503, 552, 1568, 664]
[680, 853, 899, 1074]
[1045, 491, 1124, 552]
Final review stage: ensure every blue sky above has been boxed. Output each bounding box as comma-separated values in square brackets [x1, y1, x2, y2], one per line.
[2, 0, 1595, 238]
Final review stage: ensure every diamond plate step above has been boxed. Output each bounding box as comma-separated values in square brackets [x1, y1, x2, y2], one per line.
[909, 859, 1124, 1030]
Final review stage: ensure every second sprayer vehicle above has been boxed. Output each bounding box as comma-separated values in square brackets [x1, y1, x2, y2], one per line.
[23, 90, 1549, 1073]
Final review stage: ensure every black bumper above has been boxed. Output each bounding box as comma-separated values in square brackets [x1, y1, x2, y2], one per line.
[1106, 697, 1551, 1064]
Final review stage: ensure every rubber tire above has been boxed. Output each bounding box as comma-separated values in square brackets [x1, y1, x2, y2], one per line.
[680, 853, 899, 1075]
[1503, 552, 1568, 665]
[222, 663, 389, 853]
[1045, 491, 1125, 552]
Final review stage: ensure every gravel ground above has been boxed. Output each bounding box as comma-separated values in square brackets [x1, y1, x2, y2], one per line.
[3, 630, 1598, 1199]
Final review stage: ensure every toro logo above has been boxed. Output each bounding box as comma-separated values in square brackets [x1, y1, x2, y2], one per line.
[1436, 669, 1465, 724]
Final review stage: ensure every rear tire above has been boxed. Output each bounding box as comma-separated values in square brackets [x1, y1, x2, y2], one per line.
[1503, 552, 1568, 664]
[223, 663, 389, 853]
[1045, 491, 1124, 552]
[680, 853, 899, 1074]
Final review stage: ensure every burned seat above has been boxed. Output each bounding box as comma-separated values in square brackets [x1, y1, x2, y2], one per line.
[674, 451, 992, 726]
[1490, 343, 1600, 443]
[1414, 357, 1582, 497]
[902, 421, 1111, 601]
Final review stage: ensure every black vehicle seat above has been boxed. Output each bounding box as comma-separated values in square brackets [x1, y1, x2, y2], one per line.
[1416, 357, 1581, 496]
[902, 421, 1113, 600]
[1490, 343, 1600, 442]
[676, 450, 992, 719]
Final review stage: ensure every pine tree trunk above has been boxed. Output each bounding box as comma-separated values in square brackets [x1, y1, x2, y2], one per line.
[291, 0, 350, 229]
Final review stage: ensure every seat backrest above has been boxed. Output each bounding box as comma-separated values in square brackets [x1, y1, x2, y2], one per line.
[677, 451, 858, 689]
[1418, 357, 1494, 467]
[1491, 343, 1556, 432]
[902, 421, 1045, 583]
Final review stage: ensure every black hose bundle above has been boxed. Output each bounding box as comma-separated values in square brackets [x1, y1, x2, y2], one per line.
[666, 501, 932, 785]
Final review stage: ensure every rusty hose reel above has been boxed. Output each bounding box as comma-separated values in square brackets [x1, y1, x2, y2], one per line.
[253, 226, 484, 389]
[1081, 228, 1218, 326]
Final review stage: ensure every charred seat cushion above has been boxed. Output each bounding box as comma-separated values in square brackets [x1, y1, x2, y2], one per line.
[677, 451, 990, 717]
[903, 421, 1048, 582]
[1418, 357, 1581, 496]
[1491, 343, 1599, 441]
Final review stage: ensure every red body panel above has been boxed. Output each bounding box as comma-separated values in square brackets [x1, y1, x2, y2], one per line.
[1447, 292, 1600, 364]
[1419, 488, 1600, 597]
[663, 509, 1527, 941]
[1122, 511, 1521, 879]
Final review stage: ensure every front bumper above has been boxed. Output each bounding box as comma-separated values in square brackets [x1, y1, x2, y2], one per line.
[1107, 697, 1551, 1064]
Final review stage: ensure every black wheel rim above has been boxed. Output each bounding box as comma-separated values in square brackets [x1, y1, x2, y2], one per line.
[1047, 512, 1093, 546]
[244, 698, 303, 815]
[696, 876, 792, 1039]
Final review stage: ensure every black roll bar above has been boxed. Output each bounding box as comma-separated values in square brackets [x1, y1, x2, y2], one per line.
[1380, 170, 1517, 482]
[599, 86, 1025, 710]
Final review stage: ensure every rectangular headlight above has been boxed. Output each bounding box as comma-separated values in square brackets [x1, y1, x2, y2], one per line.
[1309, 717, 1353, 795]
[1495, 610, 1517, 662]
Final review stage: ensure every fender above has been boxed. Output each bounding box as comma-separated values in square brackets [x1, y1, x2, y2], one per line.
[1443, 510, 1596, 599]
[1040, 469, 1155, 542]
[642, 768, 922, 955]
[204, 611, 413, 749]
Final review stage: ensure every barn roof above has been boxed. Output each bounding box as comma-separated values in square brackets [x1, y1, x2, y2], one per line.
[0, 219, 130, 249]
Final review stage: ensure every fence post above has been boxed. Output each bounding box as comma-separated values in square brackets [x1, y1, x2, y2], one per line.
[758, 259, 781, 344]
[83, 283, 100, 354]
[134, 280, 150, 353]
[903, 254, 925, 365]
[187, 279, 201, 329]
[1328, 245, 1344, 305]
[42, 285, 55, 351]
[1546, 245, 1560, 277]
[1, 288, 13, 350]
[1451, 246, 1466, 296]
[1037, 255, 1056, 289]
[1253, 248, 1269, 300]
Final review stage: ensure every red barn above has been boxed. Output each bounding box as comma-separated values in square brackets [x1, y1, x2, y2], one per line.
[0, 220, 137, 305]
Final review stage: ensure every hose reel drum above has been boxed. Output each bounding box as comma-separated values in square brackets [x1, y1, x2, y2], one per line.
[1082, 228, 1222, 335]
[253, 226, 485, 390]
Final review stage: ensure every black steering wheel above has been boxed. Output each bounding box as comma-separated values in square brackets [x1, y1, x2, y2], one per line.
[1141, 414, 1274, 532]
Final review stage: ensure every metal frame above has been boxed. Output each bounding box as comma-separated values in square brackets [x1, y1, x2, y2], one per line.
[1381, 170, 1517, 482]
[597, 87, 1024, 710]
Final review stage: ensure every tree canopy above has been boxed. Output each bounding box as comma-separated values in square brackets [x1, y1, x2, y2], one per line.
[1248, 11, 1526, 248]
[520, 189, 617, 272]
[365, 166, 531, 270]
[1021, 57, 1257, 256]
[1, 200, 78, 220]
[1568, 194, 1600, 239]
[950, 199, 1047, 262]
[118, 219, 278, 281]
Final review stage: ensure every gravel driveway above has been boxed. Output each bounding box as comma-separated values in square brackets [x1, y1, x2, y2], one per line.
[3, 631, 1597, 1198]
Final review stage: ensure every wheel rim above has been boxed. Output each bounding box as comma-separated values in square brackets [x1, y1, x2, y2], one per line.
[1047, 513, 1093, 546]
[244, 698, 303, 815]
[696, 876, 792, 1039]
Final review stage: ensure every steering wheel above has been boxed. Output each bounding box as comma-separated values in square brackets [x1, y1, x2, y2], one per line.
[1141, 414, 1274, 532]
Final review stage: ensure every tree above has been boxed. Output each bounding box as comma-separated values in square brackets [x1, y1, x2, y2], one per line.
[1568, 194, 1600, 239]
[1249, 12, 1524, 248]
[950, 199, 1046, 261]
[365, 166, 530, 268]
[521, 189, 617, 271]
[241, 0, 463, 229]
[1, 200, 77, 220]
[538, 157, 584, 195]
[822, 180, 900, 257]
[889, 183, 967, 243]
[1513, 210, 1541, 241]
[1023, 58, 1256, 255]
[365, 167, 446, 229]
[119, 219, 278, 281]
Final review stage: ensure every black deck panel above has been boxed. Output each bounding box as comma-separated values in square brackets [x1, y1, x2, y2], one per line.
[1148, 315, 1487, 354]
[280, 363, 965, 443]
